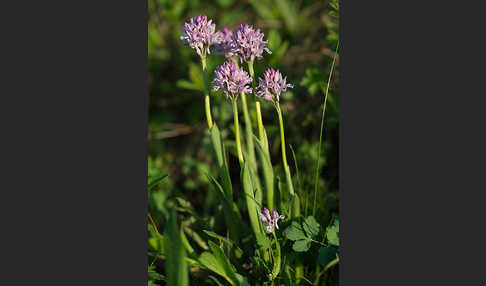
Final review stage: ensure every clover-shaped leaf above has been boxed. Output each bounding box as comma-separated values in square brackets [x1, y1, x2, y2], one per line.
[303, 216, 320, 238]
[283, 221, 307, 241]
[325, 216, 339, 246]
[284, 217, 322, 252]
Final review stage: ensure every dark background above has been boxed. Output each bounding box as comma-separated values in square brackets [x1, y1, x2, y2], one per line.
[1, 0, 486, 285]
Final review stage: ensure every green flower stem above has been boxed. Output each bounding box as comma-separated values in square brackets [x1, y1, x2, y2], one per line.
[275, 102, 289, 173]
[271, 231, 281, 281]
[247, 61, 264, 141]
[255, 102, 264, 141]
[276, 101, 299, 218]
[240, 91, 256, 170]
[232, 98, 244, 165]
[201, 56, 213, 129]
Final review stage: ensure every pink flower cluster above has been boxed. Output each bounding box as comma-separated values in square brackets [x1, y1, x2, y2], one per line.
[214, 28, 238, 59]
[180, 15, 219, 58]
[260, 208, 285, 233]
[232, 24, 272, 63]
[256, 68, 294, 102]
[212, 61, 252, 99]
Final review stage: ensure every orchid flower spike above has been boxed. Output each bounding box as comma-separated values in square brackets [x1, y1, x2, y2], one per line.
[212, 60, 252, 100]
[232, 24, 271, 63]
[180, 15, 219, 58]
[256, 68, 293, 102]
[259, 208, 285, 233]
[214, 27, 238, 60]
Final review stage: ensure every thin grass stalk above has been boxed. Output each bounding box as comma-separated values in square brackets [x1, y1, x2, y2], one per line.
[312, 42, 339, 217]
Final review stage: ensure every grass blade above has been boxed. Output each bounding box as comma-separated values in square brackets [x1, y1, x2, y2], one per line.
[164, 210, 188, 286]
[312, 41, 339, 217]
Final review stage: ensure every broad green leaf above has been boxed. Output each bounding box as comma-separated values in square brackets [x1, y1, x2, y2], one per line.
[164, 210, 188, 286]
[148, 173, 168, 190]
[303, 216, 320, 238]
[198, 241, 246, 286]
[255, 233, 271, 250]
[317, 246, 336, 267]
[326, 216, 339, 246]
[283, 221, 306, 241]
[208, 241, 238, 279]
[199, 252, 226, 278]
[292, 239, 311, 252]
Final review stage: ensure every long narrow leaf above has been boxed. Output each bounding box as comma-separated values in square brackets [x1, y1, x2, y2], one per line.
[164, 210, 188, 286]
[254, 133, 275, 211]
[241, 162, 263, 238]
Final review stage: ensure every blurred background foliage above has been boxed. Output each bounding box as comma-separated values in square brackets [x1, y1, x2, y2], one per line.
[148, 0, 339, 283]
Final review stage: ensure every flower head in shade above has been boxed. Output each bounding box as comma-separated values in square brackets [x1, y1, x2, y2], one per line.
[232, 24, 271, 63]
[180, 15, 219, 58]
[256, 68, 293, 102]
[260, 208, 285, 233]
[214, 28, 238, 59]
[212, 61, 253, 99]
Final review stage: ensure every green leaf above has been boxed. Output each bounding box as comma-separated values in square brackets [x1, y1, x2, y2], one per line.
[303, 216, 320, 238]
[208, 275, 226, 286]
[292, 239, 311, 252]
[148, 265, 165, 283]
[283, 221, 306, 241]
[176, 79, 200, 91]
[210, 124, 233, 200]
[148, 173, 168, 190]
[326, 216, 339, 246]
[241, 162, 263, 238]
[254, 133, 275, 210]
[180, 226, 194, 255]
[248, 0, 275, 20]
[203, 230, 243, 258]
[164, 210, 188, 286]
[255, 233, 271, 250]
[148, 233, 165, 254]
[206, 173, 243, 241]
[198, 241, 247, 286]
[208, 241, 238, 278]
[317, 246, 336, 267]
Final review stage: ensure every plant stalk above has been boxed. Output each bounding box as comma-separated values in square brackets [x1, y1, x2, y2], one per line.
[201, 56, 213, 129]
[232, 98, 244, 165]
[312, 42, 339, 217]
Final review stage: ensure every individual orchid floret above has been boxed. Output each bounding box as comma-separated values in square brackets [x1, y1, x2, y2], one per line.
[260, 208, 285, 233]
[256, 68, 294, 102]
[214, 28, 238, 59]
[180, 15, 219, 58]
[212, 61, 253, 100]
[232, 24, 271, 63]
